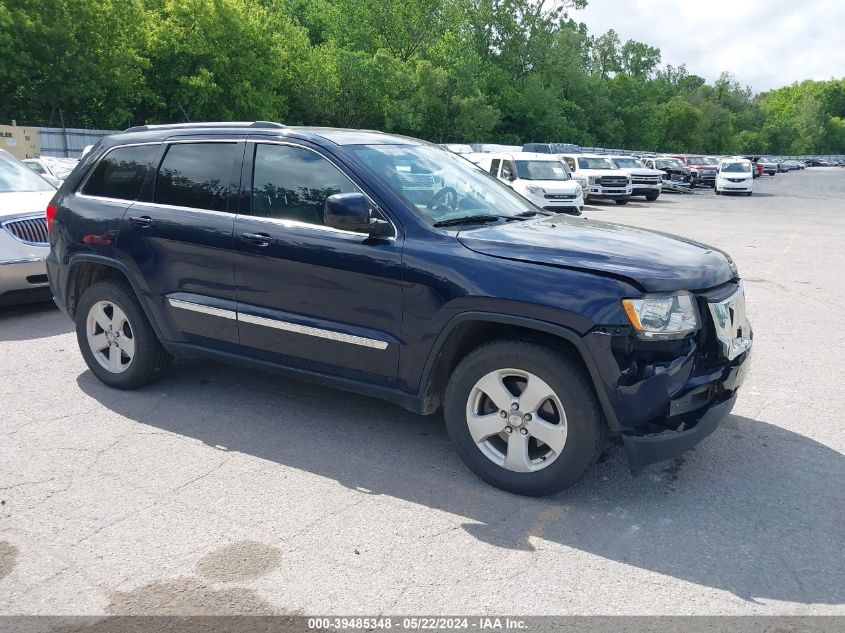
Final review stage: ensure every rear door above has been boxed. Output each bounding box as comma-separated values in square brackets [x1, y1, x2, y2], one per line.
[115, 139, 243, 350]
[232, 140, 403, 386]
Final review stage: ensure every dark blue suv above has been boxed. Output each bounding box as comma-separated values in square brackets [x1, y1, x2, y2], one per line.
[46, 122, 752, 496]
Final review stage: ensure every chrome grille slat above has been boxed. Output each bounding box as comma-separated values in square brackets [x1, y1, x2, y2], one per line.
[3, 216, 49, 245]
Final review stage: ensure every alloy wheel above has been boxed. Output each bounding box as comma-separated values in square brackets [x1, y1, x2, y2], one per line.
[465, 368, 568, 473]
[86, 300, 135, 373]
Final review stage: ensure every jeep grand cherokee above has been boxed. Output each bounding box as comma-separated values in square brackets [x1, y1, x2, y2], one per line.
[46, 122, 752, 496]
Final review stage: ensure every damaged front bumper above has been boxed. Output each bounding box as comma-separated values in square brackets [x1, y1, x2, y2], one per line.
[583, 281, 753, 473]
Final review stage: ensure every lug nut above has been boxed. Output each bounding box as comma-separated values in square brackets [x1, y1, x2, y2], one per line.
[504, 426, 513, 434]
[500, 411, 507, 418]
[511, 402, 519, 410]
[524, 413, 532, 421]
[519, 428, 528, 435]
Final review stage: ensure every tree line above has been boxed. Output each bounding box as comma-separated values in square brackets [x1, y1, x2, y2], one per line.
[1, 0, 843, 155]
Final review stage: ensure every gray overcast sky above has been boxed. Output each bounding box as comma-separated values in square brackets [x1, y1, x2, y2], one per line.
[574, 0, 845, 92]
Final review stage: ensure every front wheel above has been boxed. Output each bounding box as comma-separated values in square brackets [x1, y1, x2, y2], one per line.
[746, 191, 753, 196]
[614, 197, 629, 205]
[715, 188, 721, 195]
[645, 193, 659, 201]
[76, 280, 171, 389]
[444, 341, 606, 496]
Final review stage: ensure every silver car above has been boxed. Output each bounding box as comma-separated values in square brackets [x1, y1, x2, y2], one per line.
[0, 149, 56, 305]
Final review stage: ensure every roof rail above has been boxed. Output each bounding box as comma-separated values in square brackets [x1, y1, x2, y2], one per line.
[123, 121, 285, 134]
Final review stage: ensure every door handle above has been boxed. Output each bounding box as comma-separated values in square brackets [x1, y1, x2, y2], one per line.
[128, 215, 154, 228]
[241, 232, 276, 247]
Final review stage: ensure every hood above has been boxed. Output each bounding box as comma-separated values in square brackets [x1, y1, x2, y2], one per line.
[0, 191, 55, 220]
[516, 180, 580, 194]
[457, 215, 735, 292]
[617, 167, 663, 177]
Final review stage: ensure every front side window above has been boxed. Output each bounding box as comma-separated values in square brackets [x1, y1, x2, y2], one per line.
[500, 161, 515, 180]
[562, 156, 576, 170]
[577, 157, 616, 170]
[515, 160, 571, 181]
[155, 143, 236, 211]
[82, 145, 160, 200]
[346, 144, 538, 225]
[251, 144, 361, 225]
[0, 152, 55, 193]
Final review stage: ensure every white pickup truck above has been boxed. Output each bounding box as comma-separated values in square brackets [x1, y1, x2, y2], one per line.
[607, 155, 663, 201]
[558, 153, 632, 205]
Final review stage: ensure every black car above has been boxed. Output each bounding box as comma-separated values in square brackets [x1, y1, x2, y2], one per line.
[46, 122, 752, 496]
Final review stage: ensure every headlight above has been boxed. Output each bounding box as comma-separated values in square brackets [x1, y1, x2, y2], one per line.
[622, 292, 700, 340]
[575, 184, 582, 195]
[526, 185, 545, 195]
[588, 176, 600, 184]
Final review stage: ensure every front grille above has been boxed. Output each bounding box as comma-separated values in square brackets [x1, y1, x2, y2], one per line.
[728, 178, 744, 183]
[544, 193, 577, 200]
[632, 176, 660, 185]
[600, 176, 628, 186]
[3, 216, 49, 245]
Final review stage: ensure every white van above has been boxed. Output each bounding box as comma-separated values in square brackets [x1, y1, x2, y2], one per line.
[558, 154, 632, 205]
[467, 152, 584, 215]
[715, 157, 754, 196]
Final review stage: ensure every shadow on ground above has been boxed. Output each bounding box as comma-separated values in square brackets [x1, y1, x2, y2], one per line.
[0, 301, 69, 342]
[77, 362, 845, 605]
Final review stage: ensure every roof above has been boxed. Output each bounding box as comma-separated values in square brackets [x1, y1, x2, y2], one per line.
[109, 122, 422, 147]
[470, 151, 565, 161]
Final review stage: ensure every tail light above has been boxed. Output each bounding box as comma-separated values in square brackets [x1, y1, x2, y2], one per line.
[46, 204, 58, 231]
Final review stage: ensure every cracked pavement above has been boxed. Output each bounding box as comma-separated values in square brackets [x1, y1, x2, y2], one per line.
[1, 169, 844, 615]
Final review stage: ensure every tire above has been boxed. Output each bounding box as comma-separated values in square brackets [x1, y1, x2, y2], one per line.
[444, 341, 606, 496]
[746, 191, 752, 196]
[76, 279, 171, 389]
[645, 193, 659, 201]
[715, 188, 721, 195]
[614, 197, 629, 205]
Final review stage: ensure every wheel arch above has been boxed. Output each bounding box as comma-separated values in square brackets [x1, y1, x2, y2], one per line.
[65, 255, 166, 340]
[418, 312, 618, 428]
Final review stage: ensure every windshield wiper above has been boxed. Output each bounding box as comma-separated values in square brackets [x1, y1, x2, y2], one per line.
[433, 215, 504, 228]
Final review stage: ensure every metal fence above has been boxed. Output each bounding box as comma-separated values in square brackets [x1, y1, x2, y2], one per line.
[37, 127, 118, 158]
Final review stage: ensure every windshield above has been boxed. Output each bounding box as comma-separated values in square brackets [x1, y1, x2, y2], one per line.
[611, 157, 644, 169]
[0, 152, 55, 193]
[514, 160, 571, 181]
[686, 156, 707, 164]
[656, 159, 684, 169]
[347, 144, 538, 224]
[721, 162, 751, 173]
[701, 157, 719, 165]
[577, 157, 616, 170]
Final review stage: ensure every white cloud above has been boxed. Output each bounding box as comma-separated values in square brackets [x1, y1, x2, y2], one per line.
[573, 0, 845, 91]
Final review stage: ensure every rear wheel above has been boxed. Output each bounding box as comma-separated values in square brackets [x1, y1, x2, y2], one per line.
[76, 280, 171, 389]
[444, 341, 605, 496]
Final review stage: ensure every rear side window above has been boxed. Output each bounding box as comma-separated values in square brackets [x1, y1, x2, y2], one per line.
[154, 143, 236, 212]
[81, 145, 160, 200]
[489, 158, 501, 176]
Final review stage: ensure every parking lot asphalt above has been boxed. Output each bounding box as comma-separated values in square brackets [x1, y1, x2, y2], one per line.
[1, 168, 844, 616]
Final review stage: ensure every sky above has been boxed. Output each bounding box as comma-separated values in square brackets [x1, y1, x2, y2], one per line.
[573, 0, 845, 92]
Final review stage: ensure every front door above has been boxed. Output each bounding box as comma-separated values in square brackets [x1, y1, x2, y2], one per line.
[233, 141, 403, 386]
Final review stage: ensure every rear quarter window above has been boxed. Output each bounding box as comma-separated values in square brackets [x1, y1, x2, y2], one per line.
[81, 145, 160, 200]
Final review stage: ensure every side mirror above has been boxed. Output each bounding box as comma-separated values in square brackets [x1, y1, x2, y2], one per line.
[508, 172, 517, 182]
[324, 193, 391, 238]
